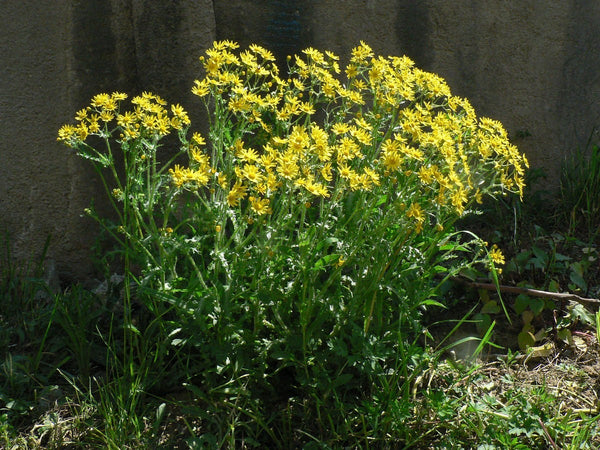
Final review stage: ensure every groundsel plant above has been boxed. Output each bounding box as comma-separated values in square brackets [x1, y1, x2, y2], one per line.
[58, 41, 528, 413]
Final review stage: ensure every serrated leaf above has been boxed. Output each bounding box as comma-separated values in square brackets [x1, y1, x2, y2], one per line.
[569, 303, 595, 326]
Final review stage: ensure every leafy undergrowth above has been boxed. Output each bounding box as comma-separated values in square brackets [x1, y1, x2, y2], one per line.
[3, 180, 600, 447]
[2, 236, 600, 448]
[415, 341, 600, 448]
[4, 312, 600, 449]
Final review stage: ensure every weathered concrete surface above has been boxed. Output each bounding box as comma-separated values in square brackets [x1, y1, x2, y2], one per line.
[2, 0, 600, 283]
[1, 0, 215, 282]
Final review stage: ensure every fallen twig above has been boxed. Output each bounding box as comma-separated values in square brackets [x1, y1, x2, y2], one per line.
[460, 280, 600, 308]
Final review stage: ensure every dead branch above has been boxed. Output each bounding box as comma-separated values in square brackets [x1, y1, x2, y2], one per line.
[461, 280, 600, 308]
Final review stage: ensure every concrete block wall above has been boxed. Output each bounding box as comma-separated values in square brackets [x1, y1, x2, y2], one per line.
[2, 1, 599, 283]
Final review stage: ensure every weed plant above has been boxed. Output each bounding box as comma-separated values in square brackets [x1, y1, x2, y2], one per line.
[560, 134, 600, 240]
[55, 41, 531, 446]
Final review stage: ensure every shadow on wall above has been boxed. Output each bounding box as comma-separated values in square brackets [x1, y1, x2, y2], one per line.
[214, 0, 313, 70]
[395, 1, 434, 69]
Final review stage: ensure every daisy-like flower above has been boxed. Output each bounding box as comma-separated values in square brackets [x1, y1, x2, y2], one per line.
[489, 244, 505, 266]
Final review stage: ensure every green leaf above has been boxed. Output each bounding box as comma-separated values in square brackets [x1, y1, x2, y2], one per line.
[521, 310, 534, 325]
[420, 299, 446, 308]
[433, 265, 448, 273]
[481, 301, 500, 315]
[528, 297, 545, 316]
[514, 294, 531, 315]
[124, 323, 141, 336]
[557, 328, 573, 346]
[569, 303, 595, 326]
[314, 254, 339, 270]
[554, 252, 571, 262]
[518, 330, 535, 351]
[569, 263, 587, 291]
[531, 245, 548, 269]
[474, 313, 492, 335]
[548, 279, 560, 292]
[331, 373, 353, 388]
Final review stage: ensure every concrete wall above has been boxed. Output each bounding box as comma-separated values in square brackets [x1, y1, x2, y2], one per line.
[1, 0, 215, 283]
[2, 0, 600, 283]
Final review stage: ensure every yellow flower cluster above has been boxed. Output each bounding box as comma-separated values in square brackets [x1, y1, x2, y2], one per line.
[181, 41, 528, 227]
[58, 41, 529, 232]
[58, 92, 190, 147]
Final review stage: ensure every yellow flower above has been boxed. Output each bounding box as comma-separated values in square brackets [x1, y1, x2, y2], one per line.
[249, 196, 271, 215]
[346, 64, 359, 79]
[331, 122, 350, 135]
[191, 132, 206, 146]
[241, 164, 264, 184]
[235, 142, 260, 163]
[171, 104, 191, 126]
[406, 202, 425, 233]
[305, 180, 329, 197]
[299, 102, 315, 115]
[57, 124, 78, 143]
[489, 245, 505, 266]
[288, 126, 310, 153]
[227, 180, 247, 207]
[169, 164, 209, 188]
[351, 41, 374, 64]
[451, 188, 468, 215]
[90, 93, 111, 108]
[277, 156, 299, 180]
[349, 126, 372, 146]
[87, 119, 100, 134]
[192, 79, 210, 97]
[190, 147, 209, 166]
[169, 164, 187, 187]
[75, 108, 89, 121]
[111, 92, 128, 102]
[76, 123, 89, 140]
[320, 163, 333, 182]
[99, 110, 115, 122]
[117, 111, 136, 128]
